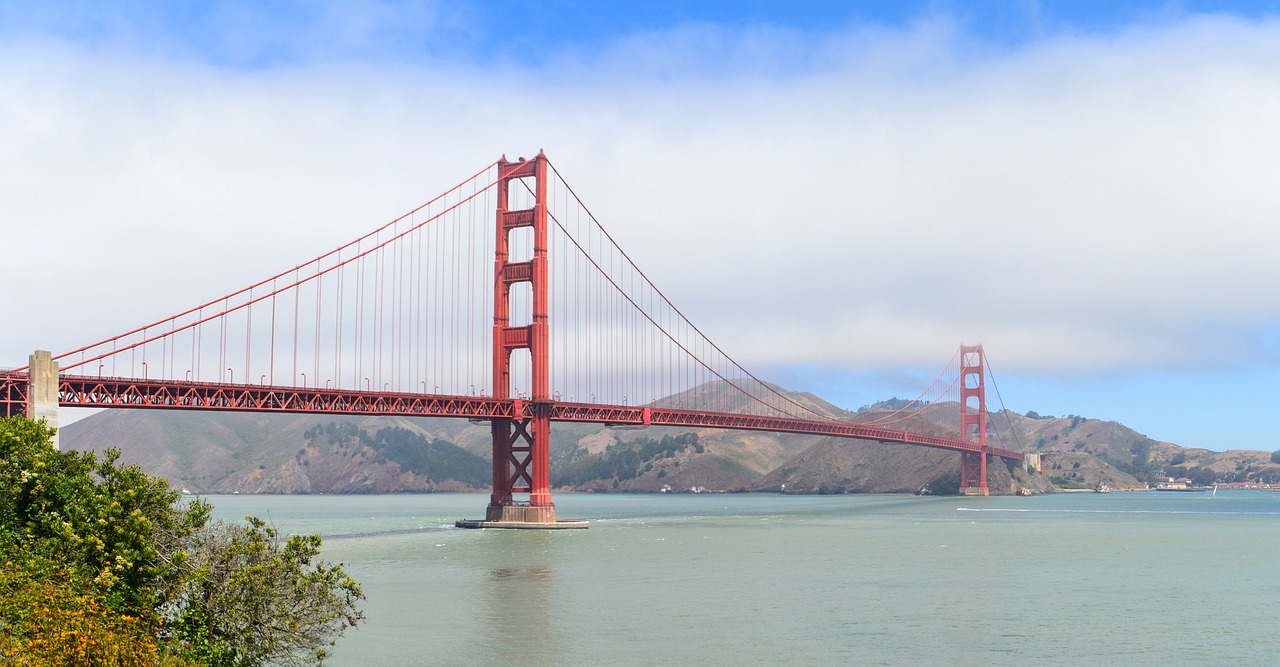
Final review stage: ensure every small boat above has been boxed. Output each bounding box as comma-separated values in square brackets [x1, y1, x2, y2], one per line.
[1094, 481, 1111, 493]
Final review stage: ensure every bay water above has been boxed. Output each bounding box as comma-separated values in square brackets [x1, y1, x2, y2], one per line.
[205, 491, 1280, 666]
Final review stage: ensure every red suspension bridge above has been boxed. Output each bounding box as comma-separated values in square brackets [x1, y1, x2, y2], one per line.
[1, 152, 1025, 527]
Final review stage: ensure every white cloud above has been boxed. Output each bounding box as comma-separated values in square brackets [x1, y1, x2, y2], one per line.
[3, 14, 1280, 385]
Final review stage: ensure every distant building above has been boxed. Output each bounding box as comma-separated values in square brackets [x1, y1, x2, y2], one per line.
[1152, 476, 1192, 490]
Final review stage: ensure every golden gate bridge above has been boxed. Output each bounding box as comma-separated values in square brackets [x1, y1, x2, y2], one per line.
[0, 152, 1025, 527]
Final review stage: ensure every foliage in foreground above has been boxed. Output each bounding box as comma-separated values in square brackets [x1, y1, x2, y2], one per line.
[0, 415, 364, 666]
[165, 518, 364, 666]
[0, 557, 160, 666]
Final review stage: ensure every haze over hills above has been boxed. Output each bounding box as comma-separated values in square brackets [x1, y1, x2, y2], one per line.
[58, 387, 1280, 495]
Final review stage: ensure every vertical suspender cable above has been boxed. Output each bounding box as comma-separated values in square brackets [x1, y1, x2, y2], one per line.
[314, 267, 322, 389]
[244, 287, 252, 384]
[292, 269, 300, 385]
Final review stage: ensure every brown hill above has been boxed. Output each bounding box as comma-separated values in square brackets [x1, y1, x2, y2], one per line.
[746, 404, 1052, 495]
[752, 438, 1052, 495]
[62, 401, 1045, 495]
[59, 385, 1274, 496]
[61, 410, 490, 494]
[996, 410, 1280, 487]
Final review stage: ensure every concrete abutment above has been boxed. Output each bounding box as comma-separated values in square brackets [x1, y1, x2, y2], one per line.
[26, 350, 59, 450]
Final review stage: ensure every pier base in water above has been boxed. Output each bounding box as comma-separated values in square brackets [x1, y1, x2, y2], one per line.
[455, 501, 588, 527]
[455, 502, 589, 530]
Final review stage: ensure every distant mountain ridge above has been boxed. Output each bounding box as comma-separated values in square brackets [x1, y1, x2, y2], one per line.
[58, 388, 1280, 495]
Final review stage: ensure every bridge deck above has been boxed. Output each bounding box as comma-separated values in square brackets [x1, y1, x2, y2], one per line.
[0, 373, 1023, 461]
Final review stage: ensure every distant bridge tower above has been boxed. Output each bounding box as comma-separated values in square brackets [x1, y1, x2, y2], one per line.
[959, 344, 989, 495]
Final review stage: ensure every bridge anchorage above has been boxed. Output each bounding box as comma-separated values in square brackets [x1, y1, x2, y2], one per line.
[1, 151, 1026, 529]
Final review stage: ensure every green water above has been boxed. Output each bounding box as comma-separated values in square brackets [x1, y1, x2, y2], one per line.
[206, 491, 1280, 666]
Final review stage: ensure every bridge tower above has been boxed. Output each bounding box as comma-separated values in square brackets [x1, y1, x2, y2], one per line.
[959, 344, 989, 495]
[462, 152, 585, 528]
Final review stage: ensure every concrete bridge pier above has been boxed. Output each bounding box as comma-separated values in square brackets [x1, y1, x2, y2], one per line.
[26, 350, 59, 450]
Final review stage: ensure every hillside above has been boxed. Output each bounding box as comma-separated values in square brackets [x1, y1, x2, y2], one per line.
[751, 437, 1052, 495]
[60, 410, 490, 493]
[59, 408, 825, 495]
[58, 388, 1280, 495]
[997, 410, 1280, 488]
[744, 404, 1054, 495]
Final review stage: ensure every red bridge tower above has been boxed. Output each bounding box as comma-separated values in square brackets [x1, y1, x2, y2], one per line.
[958, 344, 990, 495]
[460, 152, 586, 528]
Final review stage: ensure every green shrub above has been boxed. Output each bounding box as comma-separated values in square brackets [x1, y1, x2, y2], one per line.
[0, 416, 363, 666]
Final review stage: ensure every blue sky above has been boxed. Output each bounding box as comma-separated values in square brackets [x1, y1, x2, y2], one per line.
[8, 1, 1278, 67]
[3, 1, 1280, 451]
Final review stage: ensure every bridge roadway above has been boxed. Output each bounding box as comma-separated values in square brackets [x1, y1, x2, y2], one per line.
[0, 372, 1023, 462]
